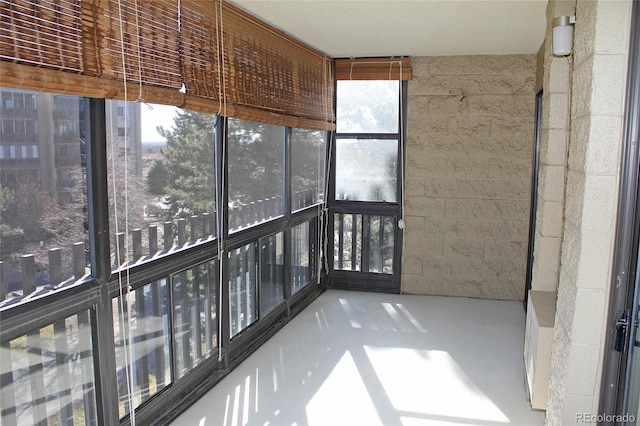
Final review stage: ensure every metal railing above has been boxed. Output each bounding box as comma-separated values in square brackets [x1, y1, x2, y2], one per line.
[0, 189, 323, 424]
[1, 187, 321, 304]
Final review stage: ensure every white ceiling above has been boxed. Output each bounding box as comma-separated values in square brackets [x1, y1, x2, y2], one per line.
[228, 0, 548, 58]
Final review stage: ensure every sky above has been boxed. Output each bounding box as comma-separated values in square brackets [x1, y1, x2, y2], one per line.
[140, 103, 179, 143]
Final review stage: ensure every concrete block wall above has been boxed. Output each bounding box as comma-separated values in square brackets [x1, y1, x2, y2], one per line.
[402, 55, 536, 300]
[544, 0, 632, 424]
[532, 11, 573, 292]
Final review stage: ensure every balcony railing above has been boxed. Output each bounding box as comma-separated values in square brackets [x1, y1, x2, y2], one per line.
[229, 188, 319, 232]
[0, 189, 323, 424]
[111, 213, 215, 271]
[0, 248, 97, 425]
[1, 189, 322, 304]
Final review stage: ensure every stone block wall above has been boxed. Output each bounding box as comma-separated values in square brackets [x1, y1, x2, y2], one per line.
[402, 55, 536, 300]
[532, 29, 572, 293]
[544, 0, 632, 423]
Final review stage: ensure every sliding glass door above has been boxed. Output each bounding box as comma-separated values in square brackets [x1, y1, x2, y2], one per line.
[600, 2, 640, 422]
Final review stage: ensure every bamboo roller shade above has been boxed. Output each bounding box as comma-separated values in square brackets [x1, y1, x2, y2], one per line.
[335, 57, 412, 81]
[0, 0, 335, 130]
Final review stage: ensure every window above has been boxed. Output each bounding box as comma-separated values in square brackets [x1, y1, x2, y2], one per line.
[335, 139, 398, 202]
[26, 93, 36, 110]
[2, 99, 328, 425]
[292, 219, 319, 294]
[3, 119, 14, 135]
[331, 78, 403, 284]
[0, 89, 89, 297]
[260, 232, 285, 314]
[336, 80, 399, 133]
[171, 260, 218, 378]
[291, 128, 326, 211]
[3, 309, 98, 424]
[1, 91, 32, 110]
[229, 243, 258, 337]
[228, 119, 284, 231]
[333, 213, 395, 274]
[18, 120, 27, 135]
[25, 120, 37, 135]
[113, 280, 172, 417]
[13, 93, 24, 109]
[334, 80, 400, 203]
[3, 91, 12, 108]
[2, 1, 334, 421]
[107, 102, 217, 270]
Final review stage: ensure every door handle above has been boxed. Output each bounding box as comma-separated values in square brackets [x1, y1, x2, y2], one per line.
[615, 309, 630, 352]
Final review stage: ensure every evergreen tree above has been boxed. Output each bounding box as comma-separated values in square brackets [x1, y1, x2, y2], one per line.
[147, 160, 170, 195]
[291, 129, 325, 201]
[158, 113, 326, 219]
[158, 110, 216, 217]
[227, 119, 283, 206]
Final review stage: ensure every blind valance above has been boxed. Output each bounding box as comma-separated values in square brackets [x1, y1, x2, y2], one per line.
[0, 0, 335, 130]
[335, 57, 412, 81]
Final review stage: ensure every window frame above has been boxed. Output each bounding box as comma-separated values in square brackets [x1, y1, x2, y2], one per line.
[328, 79, 407, 292]
[0, 97, 328, 425]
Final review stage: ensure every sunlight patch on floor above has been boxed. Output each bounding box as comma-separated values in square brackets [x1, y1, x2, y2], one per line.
[306, 350, 383, 426]
[365, 346, 510, 424]
[170, 291, 545, 426]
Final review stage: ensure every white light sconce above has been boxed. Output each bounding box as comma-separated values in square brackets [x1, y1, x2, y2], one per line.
[552, 16, 576, 56]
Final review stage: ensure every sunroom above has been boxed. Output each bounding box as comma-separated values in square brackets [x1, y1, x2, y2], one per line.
[1, 0, 640, 425]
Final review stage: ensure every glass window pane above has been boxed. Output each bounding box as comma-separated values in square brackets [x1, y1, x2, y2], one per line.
[292, 221, 311, 294]
[260, 232, 284, 314]
[333, 213, 361, 271]
[228, 119, 284, 232]
[2, 310, 97, 425]
[291, 128, 325, 211]
[107, 102, 217, 271]
[334, 213, 394, 274]
[368, 216, 395, 274]
[171, 260, 218, 378]
[113, 279, 172, 417]
[229, 243, 257, 337]
[336, 80, 399, 133]
[335, 138, 398, 202]
[0, 89, 89, 301]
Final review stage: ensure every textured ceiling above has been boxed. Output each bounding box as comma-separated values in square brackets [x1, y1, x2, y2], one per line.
[228, 0, 548, 58]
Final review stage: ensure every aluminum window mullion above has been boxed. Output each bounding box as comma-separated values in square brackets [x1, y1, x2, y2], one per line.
[334, 133, 399, 139]
[0, 283, 101, 343]
[361, 215, 370, 272]
[88, 98, 120, 426]
[218, 116, 231, 369]
[284, 127, 293, 310]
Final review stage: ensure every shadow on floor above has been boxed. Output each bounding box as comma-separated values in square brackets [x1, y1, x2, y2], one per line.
[172, 290, 546, 426]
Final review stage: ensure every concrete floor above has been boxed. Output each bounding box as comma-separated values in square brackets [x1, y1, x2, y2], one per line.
[172, 290, 546, 426]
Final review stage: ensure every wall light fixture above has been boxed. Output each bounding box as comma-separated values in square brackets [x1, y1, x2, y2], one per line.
[552, 16, 576, 56]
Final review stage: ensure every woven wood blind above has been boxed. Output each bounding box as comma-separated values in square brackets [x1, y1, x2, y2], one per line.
[0, 0, 335, 130]
[335, 57, 412, 80]
[180, 0, 220, 100]
[1, 0, 86, 72]
[98, 0, 182, 91]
